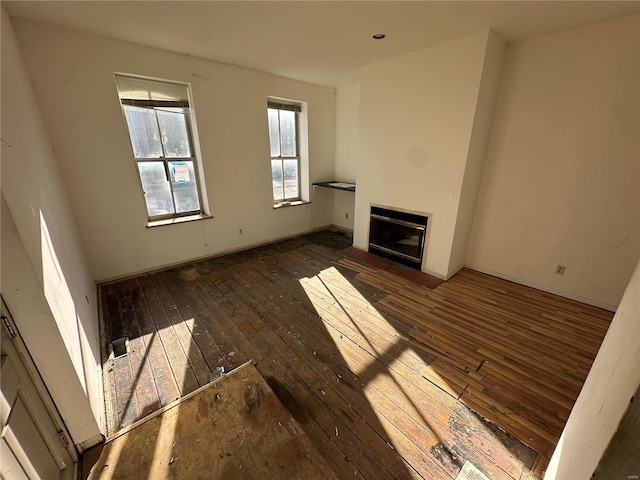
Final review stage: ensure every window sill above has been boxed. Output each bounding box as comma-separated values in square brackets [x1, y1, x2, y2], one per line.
[273, 200, 310, 209]
[146, 213, 213, 228]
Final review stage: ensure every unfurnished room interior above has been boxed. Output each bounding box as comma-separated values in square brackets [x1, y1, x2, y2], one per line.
[1, 2, 639, 479]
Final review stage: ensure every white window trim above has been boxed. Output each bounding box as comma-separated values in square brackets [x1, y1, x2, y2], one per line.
[268, 97, 309, 208]
[114, 72, 210, 224]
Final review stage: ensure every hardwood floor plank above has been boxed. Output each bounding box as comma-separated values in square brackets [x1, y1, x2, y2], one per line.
[116, 282, 163, 419]
[137, 275, 200, 396]
[97, 231, 612, 479]
[252, 248, 530, 479]
[476, 362, 574, 417]
[112, 354, 140, 430]
[325, 325, 530, 480]
[460, 388, 557, 458]
[319, 439, 367, 480]
[224, 268, 452, 479]
[191, 270, 332, 448]
[129, 281, 181, 407]
[101, 285, 123, 433]
[147, 273, 213, 387]
[103, 283, 123, 342]
[218, 268, 417, 479]
[156, 269, 233, 376]
[211, 246, 544, 474]
[187, 251, 406, 480]
[204, 267, 404, 480]
[388, 286, 601, 364]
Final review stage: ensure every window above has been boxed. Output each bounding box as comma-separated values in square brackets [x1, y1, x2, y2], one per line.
[115, 74, 205, 221]
[268, 100, 302, 204]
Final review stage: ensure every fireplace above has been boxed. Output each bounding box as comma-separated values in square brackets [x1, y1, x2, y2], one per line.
[368, 206, 428, 269]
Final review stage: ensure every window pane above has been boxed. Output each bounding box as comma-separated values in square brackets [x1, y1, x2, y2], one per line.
[137, 161, 174, 216]
[157, 109, 192, 158]
[169, 161, 200, 213]
[271, 159, 284, 201]
[124, 106, 162, 158]
[267, 109, 280, 157]
[280, 110, 297, 157]
[283, 159, 299, 199]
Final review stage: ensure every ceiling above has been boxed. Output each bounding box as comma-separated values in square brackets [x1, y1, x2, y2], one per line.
[5, 1, 639, 87]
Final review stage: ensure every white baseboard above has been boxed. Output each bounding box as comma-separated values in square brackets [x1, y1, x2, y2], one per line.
[98, 226, 354, 285]
[421, 266, 463, 281]
[313, 224, 354, 235]
[445, 264, 465, 280]
[421, 268, 447, 280]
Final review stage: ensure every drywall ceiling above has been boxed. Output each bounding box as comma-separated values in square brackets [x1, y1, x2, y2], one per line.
[4, 1, 639, 87]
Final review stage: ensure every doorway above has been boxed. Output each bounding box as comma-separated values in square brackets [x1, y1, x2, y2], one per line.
[1, 298, 77, 479]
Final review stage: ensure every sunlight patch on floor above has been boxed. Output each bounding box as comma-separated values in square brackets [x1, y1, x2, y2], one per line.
[297, 266, 525, 480]
[299, 266, 439, 441]
[148, 407, 179, 479]
[171, 317, 195, 390]
[299, 269, 391, 371]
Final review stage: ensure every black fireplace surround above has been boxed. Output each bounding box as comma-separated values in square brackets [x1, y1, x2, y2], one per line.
[368, 206, 428, 269]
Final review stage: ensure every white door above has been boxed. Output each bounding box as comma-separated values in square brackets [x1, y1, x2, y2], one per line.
[1, 302, 76, 480]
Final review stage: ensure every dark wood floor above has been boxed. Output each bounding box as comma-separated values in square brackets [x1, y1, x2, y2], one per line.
[98, 230, 612, 480]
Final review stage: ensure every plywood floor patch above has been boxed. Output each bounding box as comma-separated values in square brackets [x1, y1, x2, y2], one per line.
[88, 363, 338, 480]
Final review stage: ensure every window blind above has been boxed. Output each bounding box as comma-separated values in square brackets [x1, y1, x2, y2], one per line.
[267, 100, 302, 113]
[114, 74, 190, 108]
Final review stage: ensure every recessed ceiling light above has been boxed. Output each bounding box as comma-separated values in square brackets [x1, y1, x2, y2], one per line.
[372, 34, 386, 40]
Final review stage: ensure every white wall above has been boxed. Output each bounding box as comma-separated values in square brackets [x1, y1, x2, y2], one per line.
[1, 9, 102, 449]
[448, 31, 506, 274]
[466, 13, 640, 309]
[332, 83, 360, 231]
[545, 259, 640, 479]
[12, 19, 336, 281]
[354, 30, 503, 278]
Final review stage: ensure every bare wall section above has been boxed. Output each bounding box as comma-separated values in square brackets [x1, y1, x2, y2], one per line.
[448, 30, 506, 275]
[12, 19, 336, 281]
[466, 13, 640, 309]
[332, 83, 360, 231]
[1, 9, 102, 448]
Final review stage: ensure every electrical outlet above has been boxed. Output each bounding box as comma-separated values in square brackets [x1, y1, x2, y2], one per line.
[555, 265, 566, 275]
[239, 228, 243, 235]
[345, 213, 349, 219]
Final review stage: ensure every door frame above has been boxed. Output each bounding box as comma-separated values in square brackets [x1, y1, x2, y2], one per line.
[1, 295, 79, 465]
